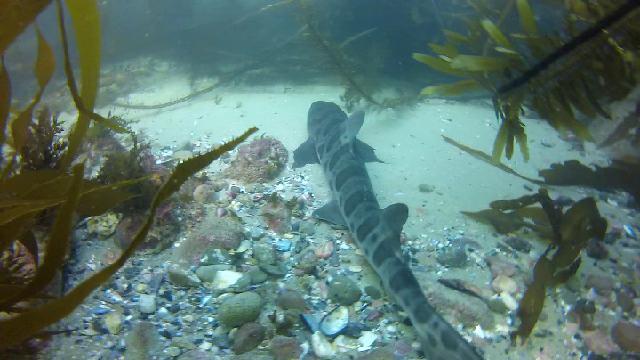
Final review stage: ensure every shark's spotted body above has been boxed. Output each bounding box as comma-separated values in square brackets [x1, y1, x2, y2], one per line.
[293, 102, 483, 360]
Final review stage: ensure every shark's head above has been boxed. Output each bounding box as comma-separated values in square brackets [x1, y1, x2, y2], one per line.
[307, 101, 347, 140]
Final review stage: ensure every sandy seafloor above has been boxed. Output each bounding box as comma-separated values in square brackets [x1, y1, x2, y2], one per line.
[41, 64, 640, 360]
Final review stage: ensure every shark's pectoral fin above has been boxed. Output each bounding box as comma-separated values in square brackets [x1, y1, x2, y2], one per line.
[293, 138, 319, 168]
[382, 203, 409, 235]
[340, 111, 365, 145]
[312, 200, 348, 227]
[355, 139, 384, 163]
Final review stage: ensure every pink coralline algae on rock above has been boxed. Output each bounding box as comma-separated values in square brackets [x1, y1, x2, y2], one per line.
[224, 135, 288, 183]
[176, 213, 245, 264]
[260, 193, 292, 234]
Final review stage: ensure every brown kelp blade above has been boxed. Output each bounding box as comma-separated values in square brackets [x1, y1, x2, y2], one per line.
[0, 127, 257, 348]
[442, 135, 541, 183]
[0, 0, 53, 54]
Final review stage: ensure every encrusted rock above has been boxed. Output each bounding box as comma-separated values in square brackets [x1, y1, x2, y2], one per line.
[328, 275, 362, 306]
[436, 242, 468, 268]
[611, 321, 640, 353]
[218, 292, 262, 328]
[223, 136, 288, 183]
[232, 322, 266, 354]
[270, 336, 302, 360]
[276, 289, 307, 310]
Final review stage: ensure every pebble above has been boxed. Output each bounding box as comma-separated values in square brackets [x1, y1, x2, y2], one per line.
[248, 268, 268, 284]
[491, 275, 517, 294]
[275, 238, 292, 252]
[104, 311, 123, 335]
[232, 322, 266, 354]
[212, 270, 243, 290]
[611, 321, 640, 353]
[270, 336, 302, 360]
[311, 331, 336, 359]
[276, 289, 307, 310]
[139, 294, 157, 314]
[328, 275, 362, 306]
[167, 265, 201, 288]
[195, 264, 232, 283]
[164, 346, 181, 357]
[315, 241, 334, 259]
[357, 331, 377, 351]
[436, 243, 468, 268]
[218, 292, 262, 328]
[299, 220, 316, 235]
[319, 306, 349, 337]
[585, 274, 615, 296]
[418, 183, 435, 193]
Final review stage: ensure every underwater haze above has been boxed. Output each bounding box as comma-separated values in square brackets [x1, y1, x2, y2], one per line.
[1, 1, 640, 359]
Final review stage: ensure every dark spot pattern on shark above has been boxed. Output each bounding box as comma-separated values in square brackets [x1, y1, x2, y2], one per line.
[293, 101, 483, 360]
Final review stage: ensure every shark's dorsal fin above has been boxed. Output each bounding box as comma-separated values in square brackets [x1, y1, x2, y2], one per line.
[382, 203, 408, 235]
[292, 138, 319, 168]
[313, 200, 348, 227]
[355, 139, 384, 163]
[340, 110, 365, 145]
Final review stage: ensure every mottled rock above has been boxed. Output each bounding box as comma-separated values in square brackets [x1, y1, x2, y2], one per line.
[328, 275, 362, 306]
[232, 322, 266, 354]
[436, 243, 468, 268]
[485, 256, 518, 278]
[611, 321, 640, 353]
[195, 264, 233, 283]
[139, 294, 157, 314]
[276, 289, 306, 310]
[270, 336, 302, 360]
[418, 183, 435, 193]
[585, 274, 615, 296]
[491, 275, 517, 294]
[177, 215, 245, 264]
[218, 292, 262, 328]
[223, 136, 288, 183]
[104, 311, 123, 335]
[167, 265, 201, 288]
[253, 242, 276, 265]
[295, 248, 318, 274]
[299, 220, 316, 235]
[583, 329, 620, 355]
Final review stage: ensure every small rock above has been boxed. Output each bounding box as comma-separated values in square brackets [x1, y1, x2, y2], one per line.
[491, 275, 517, 294]
[104, 311, 123, 335]
[436, 243, 468, 268]
[611, 321, 640, 353]
[328, 275, 362, 306]
[276, 289, 306, 310]
[218, 292, 262, 328]
[195, 264, 233, 283]
[357, 331, 377, 351]
[616, 287, 636, 314]
[275, 238, 292, 252]
[299, 220, 316, 235]
[487, 295, 510, 314]
[232, 322, 266, 354]
[270, 336, 302, 360]
[583, 329, 620, 355]
[167, 265, 201, 288]
[315, 241, 334, 259]
[586, 238, 608, 260]
[164, 346, 181, 357]
[485, 256, 518, 278]
[418, 183, 435, 193]
[295, 248, 318, 274]
[139, 294, 157, 314]
[585, 274, 615, 296]
[248, 268, 268, 284]
[364, 286, 382, 300]
[254, 242, 276, 265]
[212, 270, 244, 290]
[320, 306, 349, 337]
[311, 331, 336, 359]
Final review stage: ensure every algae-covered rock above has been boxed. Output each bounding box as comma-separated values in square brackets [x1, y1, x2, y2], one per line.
[218, 292, 262, 328]
[223, 136, 288, 183]
[176, 213, 245, 264]
[328, 275, 362, 306]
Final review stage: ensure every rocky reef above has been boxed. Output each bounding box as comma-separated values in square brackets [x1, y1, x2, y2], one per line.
[223, 135, 288, 183]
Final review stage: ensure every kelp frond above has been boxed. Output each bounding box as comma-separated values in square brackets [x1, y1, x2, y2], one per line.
[463, 189, 606, 343]
[0, 0, 259, 349]
[414, 0, 640, 161]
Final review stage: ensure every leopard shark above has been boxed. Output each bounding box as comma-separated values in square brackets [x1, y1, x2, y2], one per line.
[293, 101, 483, 360]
